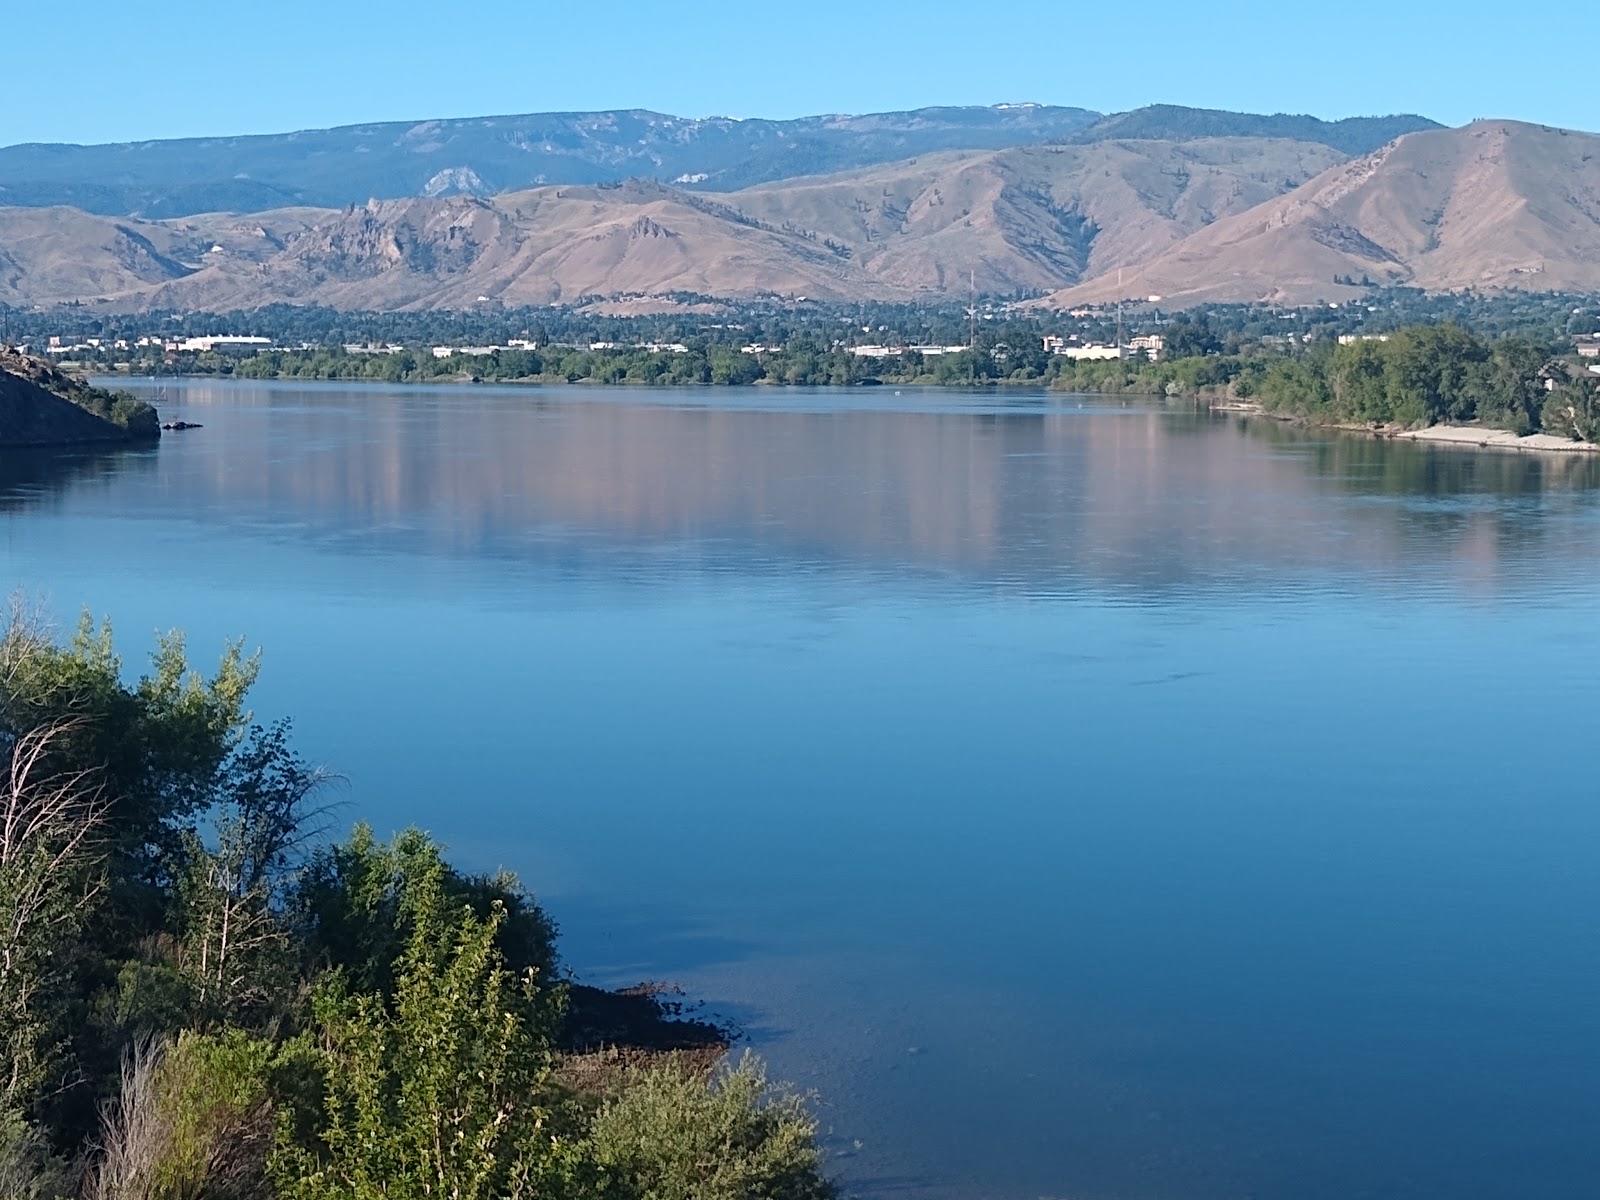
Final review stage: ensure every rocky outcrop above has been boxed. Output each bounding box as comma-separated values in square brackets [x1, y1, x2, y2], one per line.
[0, 350, 159, 447]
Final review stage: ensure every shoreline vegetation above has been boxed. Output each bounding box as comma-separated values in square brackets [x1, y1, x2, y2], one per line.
[1221, 402, 1600, 454]
[104, 318, 1600, 453]
[0, 612, 836, 1200]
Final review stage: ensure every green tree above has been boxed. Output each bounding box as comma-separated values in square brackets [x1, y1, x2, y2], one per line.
[276, 853, 563, 1200]
[0, 615, 258, 896]
[0, 719, 106, 1113]
[1542, 375, 1600, 442]
[1162, 313, 1223, 359]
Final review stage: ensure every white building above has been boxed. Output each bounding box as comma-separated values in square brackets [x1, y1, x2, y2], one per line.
[1061, 346, 1125, 361]
[175, 335, 272, 353]
[431, 346, 500, 359]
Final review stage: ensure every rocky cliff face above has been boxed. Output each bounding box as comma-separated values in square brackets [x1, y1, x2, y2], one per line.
[0, 351, 158, 447]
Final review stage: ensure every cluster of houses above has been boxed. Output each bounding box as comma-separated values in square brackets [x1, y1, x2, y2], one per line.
[846, 344, 967, 359]
[28, 333, 280, 357]
[427, 339, 542, 358]
[585, 341, 690, 354]
[1040, 334, 1165, 361]
[1576, 335, 1600, 376]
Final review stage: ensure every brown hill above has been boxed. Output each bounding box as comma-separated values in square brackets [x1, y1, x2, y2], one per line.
[7, 123, 1600, 311]
[1043, 121, 1600, 307]
[0, 207, 324, 306]
[0, 141, 1341, 310]
[725, 138, 1345, 295]
[133, 183, 887, 310]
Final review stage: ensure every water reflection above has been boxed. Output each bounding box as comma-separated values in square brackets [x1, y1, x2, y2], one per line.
[31, 381, 1600, 602]
[0, 445, 157, 513]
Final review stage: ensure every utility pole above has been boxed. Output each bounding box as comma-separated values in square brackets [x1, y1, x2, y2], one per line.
[969, 268, 977, 385]
[1116, 268, 1124, 353]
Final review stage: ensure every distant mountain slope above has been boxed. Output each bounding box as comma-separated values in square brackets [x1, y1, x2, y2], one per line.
[1043, 121, 1600, 307]
[0, 137, 1342, 310]
[0, 103, 1438, 220]
[1072, 105, 1440, 155]
[8, 120, 1596, 313]
[725, 138, 1345, 294]
[0, 206, 325, 305]
[0, 105, 1101, 218]
[135, 182, 889, 311]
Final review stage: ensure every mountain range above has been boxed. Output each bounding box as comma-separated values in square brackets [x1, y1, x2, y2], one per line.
[2, 105, 1597, 311]
[0, 104, 1435, 218]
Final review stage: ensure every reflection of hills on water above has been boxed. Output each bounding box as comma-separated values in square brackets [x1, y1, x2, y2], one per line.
[0, 445, 157, 514]
[36, 384, 1600, 595]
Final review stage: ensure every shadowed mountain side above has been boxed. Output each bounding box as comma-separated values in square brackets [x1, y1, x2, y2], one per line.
[1071, 106, 1439, 156]
[0, 105, 1105, 216]
[1044, 121, 1600, 306]
[0, 104, 1436, 219]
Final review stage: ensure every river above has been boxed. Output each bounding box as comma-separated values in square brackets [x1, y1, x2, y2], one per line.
[4, 379, 1597, 1199]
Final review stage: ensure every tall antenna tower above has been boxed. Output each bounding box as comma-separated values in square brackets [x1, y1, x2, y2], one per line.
[969, 268, 976, 349]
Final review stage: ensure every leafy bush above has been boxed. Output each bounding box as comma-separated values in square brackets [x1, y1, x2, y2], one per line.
[296, 824, 557, 995]
[583, 1053, 834, 1200]
[275, 852, 563, 1200]
[85, 1033, 276, 1200]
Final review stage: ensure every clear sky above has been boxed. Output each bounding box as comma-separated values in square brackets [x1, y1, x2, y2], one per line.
[8, 0, 1594, 146]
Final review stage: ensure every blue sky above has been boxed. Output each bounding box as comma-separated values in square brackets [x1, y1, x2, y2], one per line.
[9, 0, 1594, 145]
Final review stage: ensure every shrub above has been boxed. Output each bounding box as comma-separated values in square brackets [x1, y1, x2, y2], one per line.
[583, 1052, 834, 1200]
[85, 1033, 275, 1200]
[275, 856, 562, 1200]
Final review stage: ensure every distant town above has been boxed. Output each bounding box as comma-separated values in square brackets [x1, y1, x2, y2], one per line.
[5, 289, 1599, 386]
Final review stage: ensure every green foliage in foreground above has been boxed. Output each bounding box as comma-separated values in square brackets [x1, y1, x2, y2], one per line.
[0, 613, 834, 1200]
[587, 1054, 832, 1200]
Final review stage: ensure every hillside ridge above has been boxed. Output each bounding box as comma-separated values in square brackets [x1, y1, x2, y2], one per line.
[0, 104, 1436, 218]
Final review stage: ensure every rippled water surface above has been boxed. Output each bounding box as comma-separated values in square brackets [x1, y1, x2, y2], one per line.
[5, 381, 1598, 1199]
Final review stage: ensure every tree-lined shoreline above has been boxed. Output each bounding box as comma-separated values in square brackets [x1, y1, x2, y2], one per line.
[102, 320, 1600, 448]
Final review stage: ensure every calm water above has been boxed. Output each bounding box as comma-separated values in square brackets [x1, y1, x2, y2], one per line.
[5, 380, 1599, 1199]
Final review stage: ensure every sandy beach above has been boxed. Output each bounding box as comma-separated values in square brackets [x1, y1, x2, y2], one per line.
[1390, 425, 1599, 454]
